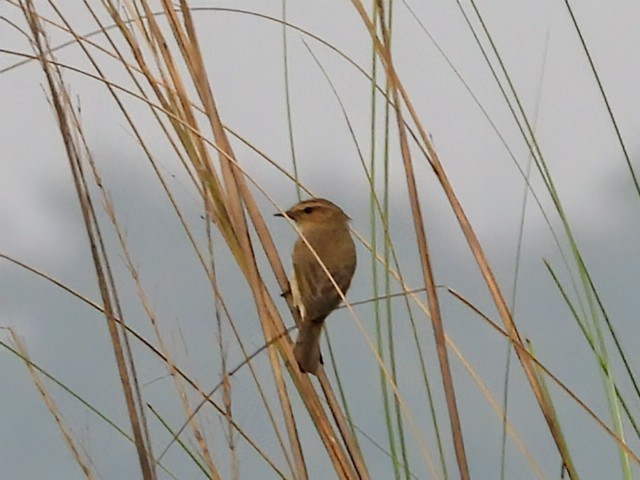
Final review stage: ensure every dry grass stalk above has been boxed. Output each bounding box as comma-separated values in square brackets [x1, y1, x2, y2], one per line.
[351, 1, 470, 477]
[348, 0, 589, 478]
[10, 330, 94, 479]
[19, 1, 156, 478]
[102, 1, 369, 478]
[0, 258, 292, 476]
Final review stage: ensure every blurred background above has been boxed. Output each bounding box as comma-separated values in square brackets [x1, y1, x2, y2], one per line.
[2, 1, 640, 479]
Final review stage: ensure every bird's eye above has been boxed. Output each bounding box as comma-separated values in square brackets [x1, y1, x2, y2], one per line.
[303, 207, 313, 214]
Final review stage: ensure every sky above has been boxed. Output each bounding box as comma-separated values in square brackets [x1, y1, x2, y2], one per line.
[2, 1, 640, 479]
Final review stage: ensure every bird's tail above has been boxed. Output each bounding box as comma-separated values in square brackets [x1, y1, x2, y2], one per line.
[293, 319, 324, 375]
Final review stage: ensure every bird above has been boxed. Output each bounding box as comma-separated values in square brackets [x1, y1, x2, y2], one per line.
[275, 198, 357, 374]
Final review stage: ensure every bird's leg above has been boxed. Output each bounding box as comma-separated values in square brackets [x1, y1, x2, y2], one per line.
[280, 287, 291, 298]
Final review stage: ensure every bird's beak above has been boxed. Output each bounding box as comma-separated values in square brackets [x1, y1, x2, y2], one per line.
[274, 210, 290, 219]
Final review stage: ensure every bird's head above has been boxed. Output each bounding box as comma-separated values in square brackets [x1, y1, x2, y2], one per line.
[275, 198, 350, 229]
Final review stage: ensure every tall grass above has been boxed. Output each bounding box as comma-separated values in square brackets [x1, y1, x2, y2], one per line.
[2, 1, 639, 479]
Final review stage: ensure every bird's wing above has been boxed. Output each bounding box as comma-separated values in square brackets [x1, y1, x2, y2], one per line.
[293, 248, 354, 322]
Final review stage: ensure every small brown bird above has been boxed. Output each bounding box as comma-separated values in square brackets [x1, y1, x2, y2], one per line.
[275, 198, 357, 374]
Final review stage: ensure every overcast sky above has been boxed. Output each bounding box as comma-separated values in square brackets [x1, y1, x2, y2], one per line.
[2, 1, 640, 479]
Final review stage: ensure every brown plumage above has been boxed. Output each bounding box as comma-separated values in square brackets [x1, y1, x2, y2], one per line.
[276, 198, 356, 374]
